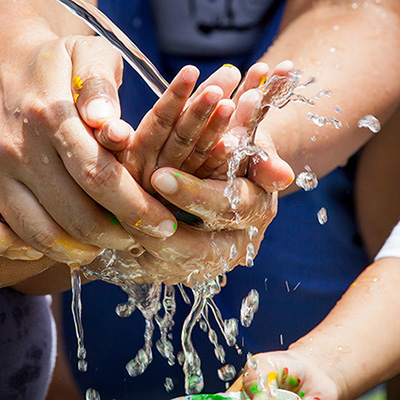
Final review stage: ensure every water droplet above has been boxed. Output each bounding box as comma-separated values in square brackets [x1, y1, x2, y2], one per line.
[229, 244, 238, 260]
[335, 106, 343, 114]
[357, 114, 381, 133]
[78, 359, 88, 372]
[85, 388, 101, 400]
[295, 166, 318, 191]
[217, 364, 237, 381]
[317, 207, 328, 225]
[310, 136, 316, 142]
[330, 47, 336, 53]
[40, 154, 50, 165]
[66, 151, 73, 158]
[352, 3, 358, 9]
[245, 242, 255, 268]
[23, 117, 29, 124]
[333, 25, 340, 31]
[14, 107, 21, 117]
[240, 289, 259, 327]
[337, 345, 352, 354]
[164, 377, 174, 392]
[115, 301, 135, 317]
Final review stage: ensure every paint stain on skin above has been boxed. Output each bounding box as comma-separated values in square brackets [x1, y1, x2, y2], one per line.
[72, 76, 83, 90]
[174, 172, 203, 193]
[134, 218, 143, 227]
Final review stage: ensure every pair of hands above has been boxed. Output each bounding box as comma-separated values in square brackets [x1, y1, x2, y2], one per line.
[0, 34, 293, 286]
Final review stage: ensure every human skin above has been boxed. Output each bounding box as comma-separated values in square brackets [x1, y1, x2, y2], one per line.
[229, 103, 400, 400]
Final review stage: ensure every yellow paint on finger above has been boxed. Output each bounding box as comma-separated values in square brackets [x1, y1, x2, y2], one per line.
[223, 63, 234, 68]
[72, 76, 83, 90]
[74, 93, 80, 103]
[134, 218, 143, 227]
[259, 75, 267, 87]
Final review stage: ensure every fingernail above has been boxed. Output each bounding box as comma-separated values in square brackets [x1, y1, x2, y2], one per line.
[106, 119, 133, 143]
[153, 172, 178, 195]
[25, 247, 44, 260]
[85, 97, 114, 122]
[158, 220, 177, 237]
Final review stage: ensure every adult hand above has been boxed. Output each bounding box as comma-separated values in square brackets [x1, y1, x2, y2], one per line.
[0, 34, 179, 265]
[86, 167, 280, 286]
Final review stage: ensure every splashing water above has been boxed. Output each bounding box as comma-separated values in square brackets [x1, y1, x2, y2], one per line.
[240, 289, 259, 328]
[70, 265, 87, 372]
[357, 114, 381, 133]
[218, 364, 237, 381]
[317, 207, 328, 225]
[57, 1, 329, 395]
[295, 165, 319, 191]
[165, 377, 174, 392]
[85, 388, 101, 400]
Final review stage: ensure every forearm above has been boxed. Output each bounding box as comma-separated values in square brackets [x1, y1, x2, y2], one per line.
[289, 258, 400, 399]
[259, 0, 400, 179]
[0, 0, 93, 41]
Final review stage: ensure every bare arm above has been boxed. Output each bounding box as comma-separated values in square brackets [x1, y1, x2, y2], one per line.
[253, 0, 400, 191]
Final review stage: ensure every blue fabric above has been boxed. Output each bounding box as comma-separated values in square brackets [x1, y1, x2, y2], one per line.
[0, 289, 55, 400]
[61, 1, 369, 399]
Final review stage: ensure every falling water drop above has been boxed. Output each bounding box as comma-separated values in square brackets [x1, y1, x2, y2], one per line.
[164, 377, 174, 392]
[240, 289, 259, 328]
[40, 154, 50, 165]
[295, 166, 318, 191]
[317, 207, 328, 225]
[217, 364, 237, 381]
[85, 388, 101, 400]
[357, 114, 381, 133]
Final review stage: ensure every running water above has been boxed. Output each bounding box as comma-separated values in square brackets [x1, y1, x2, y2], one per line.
[56, 0, 326, 395]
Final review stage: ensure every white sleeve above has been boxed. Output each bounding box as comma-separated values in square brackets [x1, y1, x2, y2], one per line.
[375, 221, 400, 261]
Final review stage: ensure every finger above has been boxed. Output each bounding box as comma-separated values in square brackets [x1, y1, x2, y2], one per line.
[249, 125, 295, 192]
[233, 62, 271, 101]
[1, 179, 101, 265]
[94, 118, 134, 152]
[121, 65, 199, 191]
[193, 64, 241, 100]
[0, 220, 43, 261]
[70, 37, 123, 128]
[151, 168, 277, 230]
[22, 38, 177, 239]
[181, 99, 235, 174]
[157, 85, 224, 169]
[35, 100, 177, 239]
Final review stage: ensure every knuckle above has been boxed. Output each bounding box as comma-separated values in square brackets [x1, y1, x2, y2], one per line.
[82, 159, 120, 192]
[152, 106, 177, 131]
[25, 226, 57, 254]
[68, 215, 99, 243]
[173, 130, 195, 149]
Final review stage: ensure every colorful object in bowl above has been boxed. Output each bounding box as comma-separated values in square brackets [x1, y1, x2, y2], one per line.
[170, 389, 300, 400]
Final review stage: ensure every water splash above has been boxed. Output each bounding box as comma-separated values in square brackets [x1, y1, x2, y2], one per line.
[317, 207, 328, 225]
[357, 114, 381, 133]
[217, 364, 237, 381]
[56, 0, 168, 97]
[240, 289, 259, 328]
[295, 165, 318, 191]
[70, 265, 87, 372]
[165, 377, 174, 392]
[85, 388, 101, 400]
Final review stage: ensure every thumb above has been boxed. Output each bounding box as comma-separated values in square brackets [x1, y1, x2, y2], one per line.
[70, 37, 122, 129]
[249, 128, 294, 193]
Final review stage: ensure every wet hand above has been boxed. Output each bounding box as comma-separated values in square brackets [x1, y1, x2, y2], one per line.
[0, 35, 178, 265]
[231, 351, 340, 400]
[87, 168, 277, 285]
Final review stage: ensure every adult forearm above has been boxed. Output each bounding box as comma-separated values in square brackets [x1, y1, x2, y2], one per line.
[258, 0, 400, 179]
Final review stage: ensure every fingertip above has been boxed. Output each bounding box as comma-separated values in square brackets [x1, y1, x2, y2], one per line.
[79, 97, 118, 128]
[95, 119, 133, 151]
[180, 65, 200, 83]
